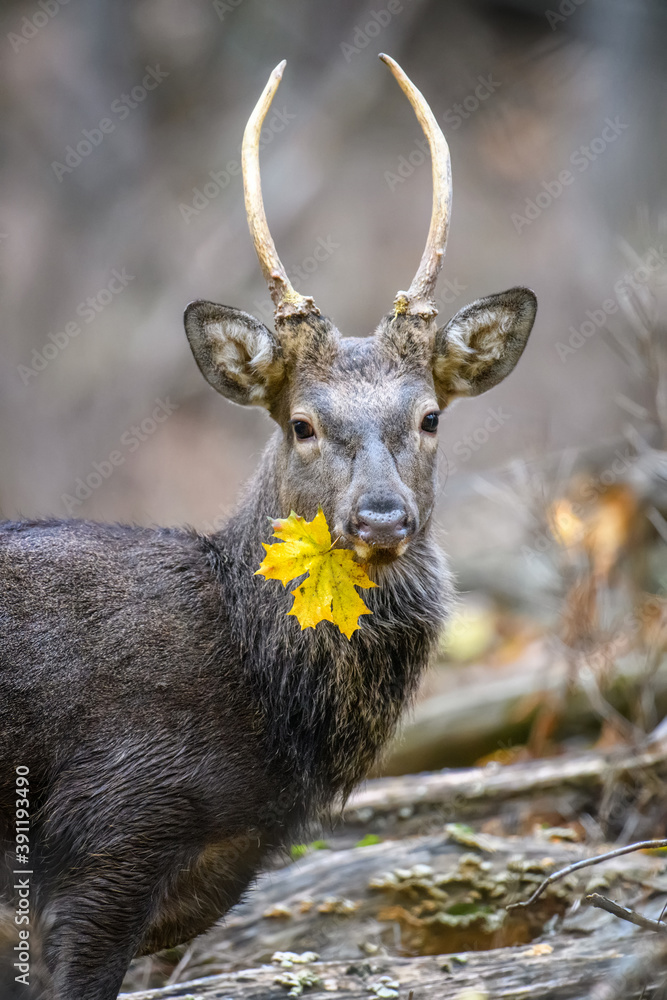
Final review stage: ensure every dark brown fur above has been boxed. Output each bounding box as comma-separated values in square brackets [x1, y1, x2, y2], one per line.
[0, 290, 535, 999]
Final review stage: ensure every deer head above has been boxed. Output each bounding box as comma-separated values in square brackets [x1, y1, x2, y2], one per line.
[185, 56, 536, 562]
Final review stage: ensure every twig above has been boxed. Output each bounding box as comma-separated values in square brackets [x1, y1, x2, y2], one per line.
[577, 662, 645, 745]
[507, 839, 667, 910]
[165, 943, 195, 986]
[585, 892, 667, 933]
[647, 505, 667, 544]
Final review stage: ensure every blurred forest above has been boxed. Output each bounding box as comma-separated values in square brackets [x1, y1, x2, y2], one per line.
[1, 0, 667, 995]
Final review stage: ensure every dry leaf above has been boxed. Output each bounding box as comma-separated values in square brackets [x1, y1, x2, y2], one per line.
[255, 508, 376, 639]
[263, 903, 293, 919]
[521, 943, 553, 957]
[316, 896, 360, 914]
[549, 498, 585, 549]
[584, 485, 638, 579]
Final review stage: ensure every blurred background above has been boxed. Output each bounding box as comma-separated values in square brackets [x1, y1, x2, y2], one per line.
[1, 0, 666, 776]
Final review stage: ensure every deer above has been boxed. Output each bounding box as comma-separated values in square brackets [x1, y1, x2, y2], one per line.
[0, 55, 536, 1000]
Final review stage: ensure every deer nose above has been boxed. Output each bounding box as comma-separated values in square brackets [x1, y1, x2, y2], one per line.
[353, 497, 411, 548]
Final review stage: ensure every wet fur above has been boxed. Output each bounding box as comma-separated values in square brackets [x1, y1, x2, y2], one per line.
[0, 289, 534, 999]
[0, 429, 449, 1000]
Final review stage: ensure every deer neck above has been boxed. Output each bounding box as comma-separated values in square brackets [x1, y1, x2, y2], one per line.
[215, 432, 451, 806]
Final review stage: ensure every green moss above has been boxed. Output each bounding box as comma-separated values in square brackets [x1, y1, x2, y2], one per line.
[290, 839, 330, 860]
[355, 833, 382, 847]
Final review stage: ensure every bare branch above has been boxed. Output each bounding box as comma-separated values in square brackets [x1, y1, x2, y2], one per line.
[507, 839, 667, 911]
[585, 892, 667, 933]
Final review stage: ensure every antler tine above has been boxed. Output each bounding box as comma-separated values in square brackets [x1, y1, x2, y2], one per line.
[242, 61, 319, 322]
[380, 54, 452, 320]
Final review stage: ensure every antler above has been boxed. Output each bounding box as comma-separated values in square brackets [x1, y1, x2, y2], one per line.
[242, 61, 320, 322]
[380, 54, 452, 320]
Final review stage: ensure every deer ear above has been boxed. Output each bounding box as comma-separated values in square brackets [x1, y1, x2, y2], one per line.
[433, 287, 537, 402]
[184, 300, 285, 408]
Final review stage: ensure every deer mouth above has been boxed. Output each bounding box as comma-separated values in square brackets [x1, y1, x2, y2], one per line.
[334, 519, 413, 564]
[339, 506, 417, 564]
[352, 537, 411, 564]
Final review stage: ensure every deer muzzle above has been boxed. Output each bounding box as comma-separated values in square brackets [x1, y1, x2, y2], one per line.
[348, 494, 416, 554]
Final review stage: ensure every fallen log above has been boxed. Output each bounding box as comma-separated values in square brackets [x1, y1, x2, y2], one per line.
[122, 930, 666, 1000]
[123, 823, 667, 996]
[342, 738, 667, 838]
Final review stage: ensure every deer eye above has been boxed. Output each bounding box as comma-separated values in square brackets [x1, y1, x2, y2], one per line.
[291, 419, 316, 441]
[421, 412, 439, 433]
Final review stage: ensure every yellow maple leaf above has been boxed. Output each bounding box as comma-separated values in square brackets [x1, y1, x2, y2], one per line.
[255, 508, 376, 639]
